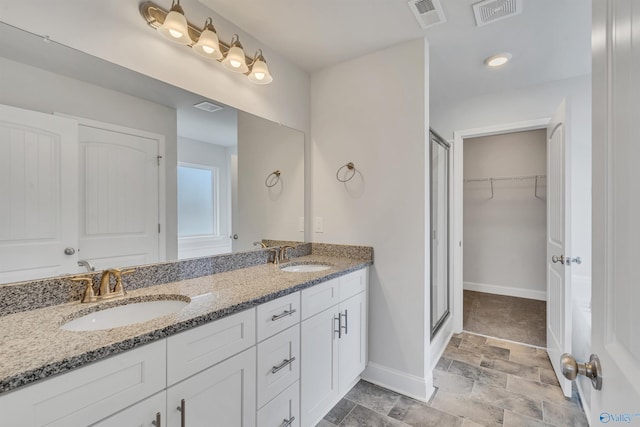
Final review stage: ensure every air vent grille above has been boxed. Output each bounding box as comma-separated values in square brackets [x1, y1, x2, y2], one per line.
[408, 0, 446, 30]
[472, 0, 522, 27]
[193, 101, 224, 113]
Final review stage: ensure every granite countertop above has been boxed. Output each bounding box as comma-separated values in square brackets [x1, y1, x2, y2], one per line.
[0, 255, 371, 395]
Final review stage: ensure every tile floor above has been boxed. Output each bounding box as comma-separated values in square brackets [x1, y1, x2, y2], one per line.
[463, 291, 546, 347]
[317, 332, 589, 427]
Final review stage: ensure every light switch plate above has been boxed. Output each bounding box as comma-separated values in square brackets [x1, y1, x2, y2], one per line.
[314, 216, 324, 233]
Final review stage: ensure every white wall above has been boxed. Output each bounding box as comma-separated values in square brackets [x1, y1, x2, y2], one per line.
[235, 112, 305, 251]
[463, 130, 547, 299]
[431, 74, 592, 285]
[0, 0, 310, 138]
[310, 38, 432, 400]
[177, 137, 234, 258]
[0, 56, 179, 258]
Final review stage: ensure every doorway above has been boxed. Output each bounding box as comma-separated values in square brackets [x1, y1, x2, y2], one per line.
[461, 128, 547, 347]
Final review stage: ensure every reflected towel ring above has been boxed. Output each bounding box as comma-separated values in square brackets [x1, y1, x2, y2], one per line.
[336, 162, 356, 183]
[265, 170, 281, 187]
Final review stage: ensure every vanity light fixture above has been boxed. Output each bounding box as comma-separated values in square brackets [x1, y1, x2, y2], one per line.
[157, 0, 192, 45]
[248, 50, 273, 84]
[484, 53, 512, 68]
[222, 35, 249, 73]
[192, 18, 222, 60]
[140, 1, 273, 84]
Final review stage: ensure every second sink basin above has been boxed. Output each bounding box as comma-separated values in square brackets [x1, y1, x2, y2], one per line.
[281, 264, 332, 273]
[61, 298, 189, 332]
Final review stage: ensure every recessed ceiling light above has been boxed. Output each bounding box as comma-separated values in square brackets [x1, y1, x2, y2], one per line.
[484, 53, 512, 67]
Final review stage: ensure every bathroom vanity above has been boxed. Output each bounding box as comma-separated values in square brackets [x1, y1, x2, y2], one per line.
[0, 244, 371, 427]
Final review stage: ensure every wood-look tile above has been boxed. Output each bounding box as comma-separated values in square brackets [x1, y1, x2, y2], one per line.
[450, 336, 462, 348]
[503, 410, 554, 427]
[542, 401, 590, 427]
[509, 349, 553, 371]
[448, 360, 508, 389]
[462, 420, 485, 427]
[433, 369, 474, 395]
[323, 398, 356, 425]
[471, 382, 544, 420]
[456, 332, 487, 345]
[389, 395, 464, 427]
[539, 368, 561, 387]
[458, 340, 511, 361]
[480, 356, 540, 381]
[485, 338, 540, 355]
[344, 381, 400, 415]
[340, 404, 404, 427]
[443, 345, 483, 366]
[436, 356, 453, 371]
[507, 376, 577, 409]
[430, 390, 505, 427]
[316, 420, 337, 427]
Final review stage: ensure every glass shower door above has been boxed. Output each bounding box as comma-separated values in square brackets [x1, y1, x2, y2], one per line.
[430, 130, 450, 338]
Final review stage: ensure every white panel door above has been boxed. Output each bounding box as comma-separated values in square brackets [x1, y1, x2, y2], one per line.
[78, 124, 159, 270]
[338, 292, 367, 392]
[546, 100, 573, 397]
[167, 347, 257, 427]
[0, 104, 78, 282]
[591, 0, 640, 419]
[300, 307, 339, 427]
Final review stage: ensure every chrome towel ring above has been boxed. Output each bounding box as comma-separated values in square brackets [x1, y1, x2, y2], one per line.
[336, 162, 356, 182]
[265, 170, 281, 187]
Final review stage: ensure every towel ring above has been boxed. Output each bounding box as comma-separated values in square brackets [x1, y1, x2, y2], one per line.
[265, 170, 281, 187]
[336, 162, 356, 183]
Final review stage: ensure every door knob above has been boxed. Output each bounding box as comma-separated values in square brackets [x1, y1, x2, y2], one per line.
[551, 255, 565, 264]
[560, 353, 603, 390]
[64, 247, 76, 255]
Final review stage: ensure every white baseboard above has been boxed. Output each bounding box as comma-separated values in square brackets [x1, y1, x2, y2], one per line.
[361, 362, 434, 403]
[430, 317, 454, 371]
[464, 281, 547, 301]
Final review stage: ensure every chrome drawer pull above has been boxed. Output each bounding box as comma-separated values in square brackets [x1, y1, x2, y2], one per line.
[271, 309, 296, 321]
[271, 357, 296, 374]
[152, 412, 161, 427]
[341, 309, 348, 335]
[334, 314, 342, 339]
[280, 416, 295, 427]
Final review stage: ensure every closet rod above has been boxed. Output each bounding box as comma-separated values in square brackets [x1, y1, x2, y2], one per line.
[464, 174, 546, 200]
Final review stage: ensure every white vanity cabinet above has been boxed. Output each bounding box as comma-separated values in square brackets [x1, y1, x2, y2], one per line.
[91, 392, 166, 427]
[300, 268, 368, 427]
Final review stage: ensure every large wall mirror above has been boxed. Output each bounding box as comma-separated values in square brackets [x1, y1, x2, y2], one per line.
[0, 22, 304, 285]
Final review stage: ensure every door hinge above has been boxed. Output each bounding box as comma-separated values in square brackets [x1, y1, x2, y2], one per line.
[157, 155, 163, 166]
[158, 223, 161, 233]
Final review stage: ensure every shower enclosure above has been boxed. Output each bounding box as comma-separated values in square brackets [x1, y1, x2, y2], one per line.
[430, 129, 450, 338]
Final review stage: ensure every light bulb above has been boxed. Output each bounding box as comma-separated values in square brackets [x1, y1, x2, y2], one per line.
[248, 52, 273, 84]
[168, 28, 183, 39]
[254, 72, 265, 80]
[158, 2, 192, 45]
[222, 36, 249, 73]
[230, 59, 241, 68]
[193, 19, 223, 60]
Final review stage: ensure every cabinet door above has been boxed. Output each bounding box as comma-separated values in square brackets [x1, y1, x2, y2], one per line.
[338, 292, 367, 391]
[90, 392, 165, 427]
[300, 307, 339, 426]
[167, 347, 256, 427]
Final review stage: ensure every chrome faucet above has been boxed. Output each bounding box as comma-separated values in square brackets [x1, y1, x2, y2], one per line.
[77, 260, 95, 272]
[280, 246, 295, 262]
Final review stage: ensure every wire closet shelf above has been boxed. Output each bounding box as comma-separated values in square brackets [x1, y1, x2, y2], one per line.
[464, 174, 546, 199]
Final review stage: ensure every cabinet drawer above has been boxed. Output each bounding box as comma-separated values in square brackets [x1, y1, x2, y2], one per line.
[2, 340, 166, 427]
[90, 391, 165, 427]
[167, 308, 256, 385]
[257, 381, 300, 427]
[339, 268, 367, 301]
[301, 278, 340, 320]
[257, 324, 300, 408]
[257, 292, 300, 342]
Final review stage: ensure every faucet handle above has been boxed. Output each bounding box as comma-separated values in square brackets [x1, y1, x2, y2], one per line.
[269, 248, 280, 265]
[112, 268, 135, 294]
[71, 275, 97, 303]
[280, 246, 295, 261]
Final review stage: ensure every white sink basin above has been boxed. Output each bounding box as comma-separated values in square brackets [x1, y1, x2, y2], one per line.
[61, 299, 189, 331]
[281, 264, 331, 273]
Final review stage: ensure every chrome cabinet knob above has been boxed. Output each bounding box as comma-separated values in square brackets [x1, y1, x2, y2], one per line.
[561, 353, 603, 390]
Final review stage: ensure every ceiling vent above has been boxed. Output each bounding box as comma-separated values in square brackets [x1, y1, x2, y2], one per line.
[193, 101, 224, 113]
[408, 0, 446, 30]
[472, 0, 522, 27]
